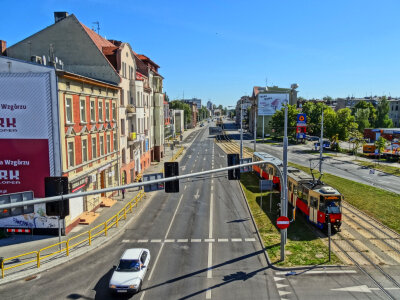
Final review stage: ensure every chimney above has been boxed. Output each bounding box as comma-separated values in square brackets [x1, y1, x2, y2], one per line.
[54, 12, 69, 23]
[0, 40, 6, 55]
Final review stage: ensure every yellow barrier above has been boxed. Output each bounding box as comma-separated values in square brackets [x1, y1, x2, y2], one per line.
[0, 190, 145, 279]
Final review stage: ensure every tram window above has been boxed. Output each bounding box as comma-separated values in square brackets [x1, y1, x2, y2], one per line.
[310, 196, 318, 208]
[319, 201, 325, 211]
[268, 167, 274, 175]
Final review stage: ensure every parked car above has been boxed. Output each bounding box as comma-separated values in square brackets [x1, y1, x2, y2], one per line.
[314, 140, 331, 149]
[109, 248, 151, 295]
[307, 136, 320, 141]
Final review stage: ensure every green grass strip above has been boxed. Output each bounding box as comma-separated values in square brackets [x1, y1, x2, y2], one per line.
[354, 160, 400, 177]
[240, 172, 341, 267]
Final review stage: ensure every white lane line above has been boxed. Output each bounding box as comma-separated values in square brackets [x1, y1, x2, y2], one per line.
[211, 186, 213, 191]
[245, 238, 256, 242]
[218, 238, 228, 242]
[177, 239, 188, 242]
[191, 239, 202, 242]
[138, 239, 148, 243]
[209, 192, 213, 239]
[206, 288, 211, 299]
[151, 239, 162, 243]
[207, 242, 213, 278]
[148, 194, 184, 281]
[204, 238, 215, 242]
[211, 179, 214, 184]
[164, 239, 175, 243]
[231, 238, 242, 242]
[184, 185, 187, 190]
[122, 239, 130, 243]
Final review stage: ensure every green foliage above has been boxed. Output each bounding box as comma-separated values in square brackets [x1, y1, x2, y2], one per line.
[348, 124, 365, 155]
[352, 100, 377, 126]
[336, 108, 356, 140]
[375, 136, 389, 154]
[301, 102, 326, 135]
[198, 106, 209, 121]
[269, 104, 298, 137]
[323, 106, 338, 140]
[354, 108, 370, 133]
[169, 100, 192, 125]
[376, 97, 393, 128]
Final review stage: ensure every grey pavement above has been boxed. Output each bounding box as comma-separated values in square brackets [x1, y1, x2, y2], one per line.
[0, 125, 203, 283]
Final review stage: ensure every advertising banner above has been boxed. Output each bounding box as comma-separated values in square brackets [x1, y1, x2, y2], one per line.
[258, 93, 289, 116]
[0, 72, 58, 197]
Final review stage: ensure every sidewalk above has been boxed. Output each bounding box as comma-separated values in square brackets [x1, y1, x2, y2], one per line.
[0, 125, 203, 284]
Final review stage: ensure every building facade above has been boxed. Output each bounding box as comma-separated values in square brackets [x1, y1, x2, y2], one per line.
[389, 99, 400, 127]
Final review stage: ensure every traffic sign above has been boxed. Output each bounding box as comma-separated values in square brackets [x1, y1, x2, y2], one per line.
[276, 216, 290, 229]
[297, 113, 307, 126]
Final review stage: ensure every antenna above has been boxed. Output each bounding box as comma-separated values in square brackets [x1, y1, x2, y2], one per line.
[92, 21, 100, 34]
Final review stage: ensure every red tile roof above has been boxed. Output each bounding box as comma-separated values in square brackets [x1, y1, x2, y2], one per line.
[80, 23, 115, 51]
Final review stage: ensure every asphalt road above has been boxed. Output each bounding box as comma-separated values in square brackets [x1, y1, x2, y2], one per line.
[0, 124, 277, 300]
[224, 122, 400, 195]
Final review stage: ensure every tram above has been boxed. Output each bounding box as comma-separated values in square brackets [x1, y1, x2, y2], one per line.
[252, 152, 342, 231]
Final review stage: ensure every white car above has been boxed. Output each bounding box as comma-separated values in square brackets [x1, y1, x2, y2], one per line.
[109, 248, 150, 294]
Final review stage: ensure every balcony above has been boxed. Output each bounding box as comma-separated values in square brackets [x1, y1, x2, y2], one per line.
[127, 132, 138, 146]
[126, 104, 136, 118]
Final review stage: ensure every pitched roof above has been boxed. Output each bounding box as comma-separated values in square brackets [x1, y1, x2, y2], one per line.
[80, 23, 115, 51]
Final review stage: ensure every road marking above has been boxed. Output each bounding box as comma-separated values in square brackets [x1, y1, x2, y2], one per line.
[276, 283, 288, 288]
[191, 239, 201, 242]
[138, 239, 148, 243]
[231, 238, 242, 242]
[194, 189, 200, 199]
[206, 288, 211, 299]
[177, 239, 188, 242]
[278, 290, 291, 296]
[148, 194, 184, 281]
[274, 277, 285, 281]
[204, 238, 215, 242]
[164, 239, 175, 243]
[211, 186, 213, 191]
[150, 239, 162, 243]
[331, 285, 400, 293]
[245, 238, 256, 242]
[218, 238, 228, 242]
[275, 270, 357, 275]
[122, 239, 130, 243]
[184, 185, 187, 190]
[207, 242, 213, 279]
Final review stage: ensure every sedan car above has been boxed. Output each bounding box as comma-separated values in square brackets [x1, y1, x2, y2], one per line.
[109, 248, 150, 295]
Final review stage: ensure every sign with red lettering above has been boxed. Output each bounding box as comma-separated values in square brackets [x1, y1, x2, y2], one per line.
[276, 216, 290, 229]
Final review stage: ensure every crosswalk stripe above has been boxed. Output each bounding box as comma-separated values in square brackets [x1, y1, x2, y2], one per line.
[164, 239, 175, 243]
[151, 239, 162, 243]
[177, 239, 188, 242]
[119, 238, 258, 244]
[122, 240, 130, 243]
[138, 239, 148, 243]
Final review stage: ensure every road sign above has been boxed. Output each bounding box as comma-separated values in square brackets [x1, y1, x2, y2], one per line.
[276, 216, 290, 229]
[240, 158, 252, 173]
[297, 113, 307, 126]
[260, 180, 273, 191]
[143, 173, 164, 192]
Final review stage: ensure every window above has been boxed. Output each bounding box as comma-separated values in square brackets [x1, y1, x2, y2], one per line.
[121, 89, 124, 106]
[66, 82, 70, 90]
[113, 132, 118, 151]
[112, 103, 116, 120]
[107, 135, 111, 153]
[114, 164, 118, 182]
[67, 141, 74, 167]
[90, 100, 96, 122]
[121, 119, 125, 135]
[137, 92, 140, 106]
[100, 136, 104, 156]
[98, 101, 103, 122]
[122, 148, 126, 164]
[92, 137, 97, 159]
[82, 139, 88, 162]
[106, 102, 110, 121]
[66, 97, 73, 123]
[80, 99, 86, 123]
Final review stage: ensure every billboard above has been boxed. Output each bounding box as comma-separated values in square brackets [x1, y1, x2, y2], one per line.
[258, 93, 289, 116]
[0, 70, 60, 198]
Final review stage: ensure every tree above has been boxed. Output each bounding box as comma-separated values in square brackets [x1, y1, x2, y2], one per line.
[375, 136, 389, 155]
[269, 104, 298, 137]
[170, 100, 192, 125]
[301, 101, 326, 136]
[322, 106, 338, 141]
[354, 108, 370, 133]
[352, 100, 377, 127]
[348, 124, 365, 155]
[376, 96, 393, 128]
[336, 108, 356, 140]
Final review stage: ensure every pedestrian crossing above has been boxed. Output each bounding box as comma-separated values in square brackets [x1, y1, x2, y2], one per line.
[121, 237, 256, 244]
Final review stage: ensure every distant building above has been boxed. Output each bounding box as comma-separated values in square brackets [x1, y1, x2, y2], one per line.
[235, 96, 252, 126]
[183, 98, 201, 110]
[389, 99, 400, 127]
[207, 100, 213, 110]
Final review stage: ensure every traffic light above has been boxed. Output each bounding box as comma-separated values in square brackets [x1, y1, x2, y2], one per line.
[164, 162, 179, 193]
[44, 177, 69, 218]
[227, 153, 240, 180]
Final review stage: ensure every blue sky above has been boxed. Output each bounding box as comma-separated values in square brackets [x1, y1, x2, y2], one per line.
[1, 0, 400, 107]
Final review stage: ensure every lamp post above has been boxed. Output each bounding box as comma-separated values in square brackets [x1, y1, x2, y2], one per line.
[240, 97, 243, 160]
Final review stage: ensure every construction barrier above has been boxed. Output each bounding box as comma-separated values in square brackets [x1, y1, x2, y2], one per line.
[0, 190, 145, 279]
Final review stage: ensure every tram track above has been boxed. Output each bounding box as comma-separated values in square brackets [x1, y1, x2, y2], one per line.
[215, 129, 252, 158]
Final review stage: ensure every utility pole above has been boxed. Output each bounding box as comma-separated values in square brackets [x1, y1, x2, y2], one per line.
[253, 99, 257, 152]
[281, 95, 289, 260]
[319, 108, 324, 174]
[240, 97, 243, 160]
